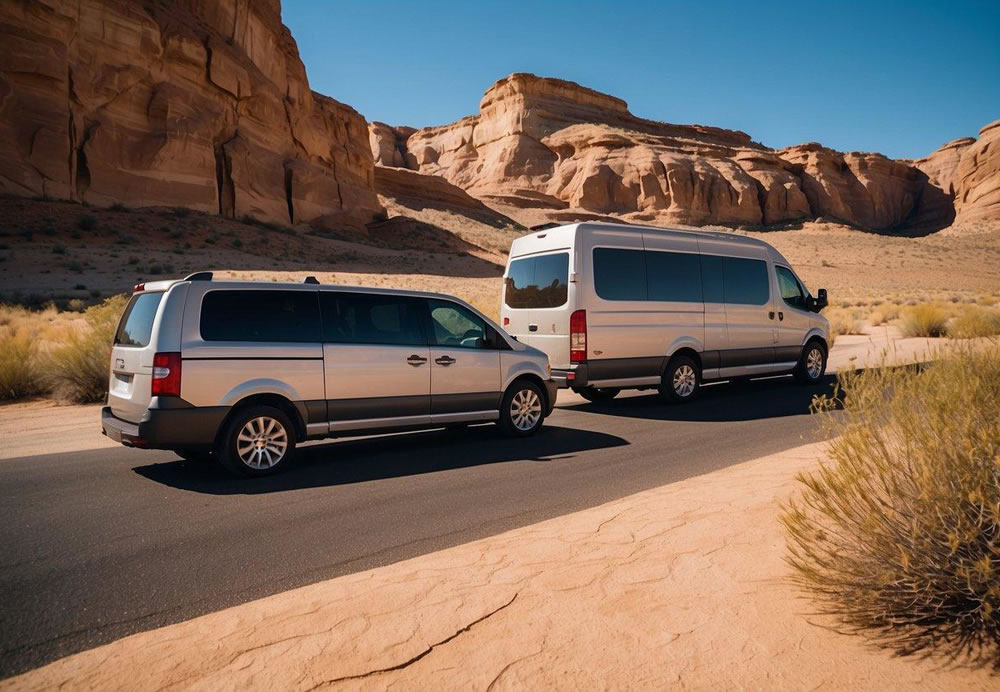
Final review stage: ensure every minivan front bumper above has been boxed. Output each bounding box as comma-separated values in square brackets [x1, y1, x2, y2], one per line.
[101, 404, 228, 451]
[551, 365, 587, 388]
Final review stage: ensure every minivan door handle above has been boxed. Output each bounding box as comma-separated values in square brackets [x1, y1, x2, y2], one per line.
[406, 354, 427, 366]
[435, 355, 456, 366]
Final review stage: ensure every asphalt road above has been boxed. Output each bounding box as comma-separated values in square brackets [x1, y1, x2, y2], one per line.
[0, 375, 838, 678]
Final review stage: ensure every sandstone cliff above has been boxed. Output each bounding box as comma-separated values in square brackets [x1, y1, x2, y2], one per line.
[371, 74, 998, 232]
[0, 0, 382, 230]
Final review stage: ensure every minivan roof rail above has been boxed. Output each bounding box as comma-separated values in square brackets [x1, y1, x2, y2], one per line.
[304, 276, 320, 284]
[184, 271, 213, 281]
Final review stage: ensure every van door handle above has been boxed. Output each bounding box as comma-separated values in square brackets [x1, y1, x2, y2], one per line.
[528, 324, 538, 332]
[435, 356, 456, 366]
[406, 354, 427, 366]
[778, 311, 784, 321]
[768, 311, 775, 320]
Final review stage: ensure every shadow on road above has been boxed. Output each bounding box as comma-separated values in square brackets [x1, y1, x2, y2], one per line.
[133, 424, 628, 495]
[562, 374, 840, 422]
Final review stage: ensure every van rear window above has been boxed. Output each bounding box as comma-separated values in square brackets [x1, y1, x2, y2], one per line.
[114, 292, 164, 348]
[504, 253, 569, 309]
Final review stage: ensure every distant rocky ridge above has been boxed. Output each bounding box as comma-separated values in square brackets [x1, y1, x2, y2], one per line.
[0, 0, 382, 231]
[370, 74, 1000, 231]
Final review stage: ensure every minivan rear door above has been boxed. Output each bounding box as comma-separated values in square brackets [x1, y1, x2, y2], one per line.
[109, 290, 166, 423]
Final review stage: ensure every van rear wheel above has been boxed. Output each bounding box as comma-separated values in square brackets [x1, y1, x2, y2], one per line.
[577, 387, 620, 403]
[217, 405, 297, 477]
[659, 356, 700, 404]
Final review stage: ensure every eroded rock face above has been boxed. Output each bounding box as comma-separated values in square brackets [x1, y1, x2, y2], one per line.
[0, 0, 382, 230]
[953, 120, 1000, 224]
[376, 73, 996, 231]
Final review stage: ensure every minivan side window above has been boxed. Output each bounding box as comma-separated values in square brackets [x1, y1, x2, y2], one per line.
[427, 300, 488, 348]
[646, 250, 702, 302]
[776, 266, 806, 310]
[504, 252, 569, 309]
[200, 290, 321, 342]
[722, 257, 770, 305]
[320, 292, 425, 346]
[114, 291, 164, 347]
[593, 248, 647, 301]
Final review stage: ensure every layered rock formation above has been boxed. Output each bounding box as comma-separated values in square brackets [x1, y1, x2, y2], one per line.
[371, 74, 998, 231]
[0, 0, 382, 230]
[952, 120, 1000, 224]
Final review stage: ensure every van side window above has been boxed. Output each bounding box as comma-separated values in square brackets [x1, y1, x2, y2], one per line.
[504, 253, 569, 309]
[722, 257, 770, 305]
[700, 255, 725, 303]
[320, 292, 425, 346]
[427, 300, 488, 348]
[776, 266, 807, 310]
[593, 248, 647, 300]
[200, 290, 321, 342]
[646, 251, 702, 302]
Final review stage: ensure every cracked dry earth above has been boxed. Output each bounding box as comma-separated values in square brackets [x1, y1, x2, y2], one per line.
[5, 443, 995, 690]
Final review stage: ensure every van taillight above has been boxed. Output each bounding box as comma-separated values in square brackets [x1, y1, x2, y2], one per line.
[151, 352, 181, 397]
[570, 309, 587, 363]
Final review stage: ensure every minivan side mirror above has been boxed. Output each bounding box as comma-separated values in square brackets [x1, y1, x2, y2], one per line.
[809, 288, 828, 313]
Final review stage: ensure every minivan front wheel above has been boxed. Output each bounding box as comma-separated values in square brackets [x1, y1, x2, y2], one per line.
[217, 406, 297, 477]
[795, 341, 827, 384]
[659, 356, 700, 404]
[498, 380, 545, 437]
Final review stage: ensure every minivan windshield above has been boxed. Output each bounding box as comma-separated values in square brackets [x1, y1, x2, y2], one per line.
[114, 291, 164, 347]
[504, 252, 569, 309]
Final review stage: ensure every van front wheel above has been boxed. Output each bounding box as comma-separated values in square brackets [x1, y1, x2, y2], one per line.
[577, 387, 620, 403]
[659, 356, 700, 404]
[795, 341, 827, 384]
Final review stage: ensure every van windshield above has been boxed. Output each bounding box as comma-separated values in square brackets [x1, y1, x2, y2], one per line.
[114, 292, 164, 347]
[504, 253, 569, 309]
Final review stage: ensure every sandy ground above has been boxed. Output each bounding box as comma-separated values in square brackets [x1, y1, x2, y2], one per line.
[4, 441, 994, 691]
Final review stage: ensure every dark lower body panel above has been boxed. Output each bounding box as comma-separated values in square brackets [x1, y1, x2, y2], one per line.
[102, 405, 229, 451]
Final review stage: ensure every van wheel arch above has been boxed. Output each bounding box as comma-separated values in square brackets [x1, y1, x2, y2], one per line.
[218, 394, 307, 445]
[664, 347, 702, 375]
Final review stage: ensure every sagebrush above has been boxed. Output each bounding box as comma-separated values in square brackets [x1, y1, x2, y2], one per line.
[782, 345, 1000, 665]
[48, 295, 128, 403]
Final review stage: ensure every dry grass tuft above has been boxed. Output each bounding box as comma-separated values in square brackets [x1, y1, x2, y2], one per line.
[949, 306, 1000, 339]
[783, 345, 1000, 665]
[48, 295, 127, 403]
[0, 327, 46, 400]
[899, 303, 950, 337]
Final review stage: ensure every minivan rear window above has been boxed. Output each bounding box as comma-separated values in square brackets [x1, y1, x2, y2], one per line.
[200, 290, 321, 342]
[504, 252, 569, 309]
[114, 292, 164, 348]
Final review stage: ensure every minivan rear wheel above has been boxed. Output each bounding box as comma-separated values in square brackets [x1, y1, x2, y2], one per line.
[659, 356, 700, 404]
[217, 405, 297, 477]
[498, 380, 546, 437]
[577, 387, 620, 403]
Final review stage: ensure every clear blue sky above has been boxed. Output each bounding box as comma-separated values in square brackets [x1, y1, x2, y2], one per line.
[284, 0, 1000, 159]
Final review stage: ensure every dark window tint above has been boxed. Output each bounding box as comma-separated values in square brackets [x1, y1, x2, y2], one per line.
[646, 251, 702, 302]
[504, 253, 569, 309]
[593, 248, 647, 301]
[775, 266, 807, 310]
[700, 255, 725, 303]
[201, 290, 320, 342]
[320, 292, 425, 346]
[428, 300, 488, 348]
[723, 257, 770, 305]
[114, 292, 164, 347]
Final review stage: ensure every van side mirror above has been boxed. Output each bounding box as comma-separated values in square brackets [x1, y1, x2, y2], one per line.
[810, 288, 828, 313]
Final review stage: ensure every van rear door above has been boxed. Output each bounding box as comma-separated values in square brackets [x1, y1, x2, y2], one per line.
[500, 251, 571, 368]
[108, 290, 166, 423]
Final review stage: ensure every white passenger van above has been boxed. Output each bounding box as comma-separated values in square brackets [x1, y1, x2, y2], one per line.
[500, 222, 830, 403]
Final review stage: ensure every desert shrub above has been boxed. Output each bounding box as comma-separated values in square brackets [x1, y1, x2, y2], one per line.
[899, 303, 949, 337]
[0, 327, 47, 400]
[869, 304, 901, 326]
[949, 306, 1000, 339]
[783, 345, 1000, 665]
[48, 295, 127, 403]
[77, 214, 97, 231]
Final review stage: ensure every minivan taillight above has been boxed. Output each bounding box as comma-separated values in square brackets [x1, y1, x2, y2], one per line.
[570, 309, 587, 363]
[151, 352, 181, 397]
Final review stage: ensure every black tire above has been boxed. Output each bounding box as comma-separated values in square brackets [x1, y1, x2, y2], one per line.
[216, 405, 297, 477]
[795, 340, 827, 384]
[577, 387, 621, 403]
[497, 379, 546, 437]
[658, 355, 701, 404]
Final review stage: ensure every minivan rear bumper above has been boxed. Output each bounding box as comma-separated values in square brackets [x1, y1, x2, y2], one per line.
[101, 404, 228, 451]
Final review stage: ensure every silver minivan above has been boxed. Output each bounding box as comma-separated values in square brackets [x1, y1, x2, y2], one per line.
[102, 274, 557, 476]
[500, 222, 830, 403]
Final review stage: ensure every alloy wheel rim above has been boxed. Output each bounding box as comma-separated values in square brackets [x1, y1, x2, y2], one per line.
[806, 348, 824, 379]
[237, 416, 288, 469]
[510, 389, 542, 431]
[673, 364, 696, 397]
